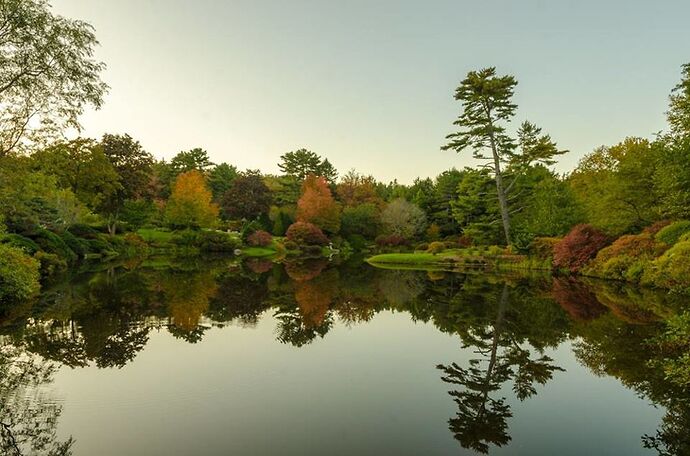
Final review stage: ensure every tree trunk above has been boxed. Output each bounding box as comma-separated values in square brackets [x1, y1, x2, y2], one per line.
[488, 134, 511, 245]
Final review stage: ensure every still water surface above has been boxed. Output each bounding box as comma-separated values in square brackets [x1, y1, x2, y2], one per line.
[1, 257, 686, 455]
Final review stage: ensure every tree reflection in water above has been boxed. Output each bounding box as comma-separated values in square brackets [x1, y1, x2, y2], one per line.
[0, 257, 689, 455]
[0, 345, 73, 455]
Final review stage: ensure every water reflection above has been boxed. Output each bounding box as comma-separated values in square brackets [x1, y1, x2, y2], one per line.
[0, 257, 689, 455]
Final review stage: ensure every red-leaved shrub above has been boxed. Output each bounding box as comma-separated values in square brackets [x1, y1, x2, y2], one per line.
[286, 222, 329, 246]
[553, 224, 609, 273]
[247, 230, 273, 247]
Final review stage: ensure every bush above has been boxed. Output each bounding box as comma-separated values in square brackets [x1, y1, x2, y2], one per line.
[286, 222, 329, 246]
[584, 232, 667, 281]
[34, 250, 67, 277]
[198, 231, 241, 252]
[443, 241, 460, 249]
[458, 235, 473, 248]
[531, 237, 561, 260]
[416, 242, 429, 252]
[123, 232, 148, 255]
[427, 241, 445, 254]
[642, 240, 690, 291]
[171, 230, 200, 247]
[60, 229, 89, 257]
[642, 220, 672, 236]
[347, 234, 368, 251]
[553, 224, 609, 273]
[375, 234, 407, 247]
[656, 221, 690, 246]
[1, 234, 40, 254]
[31, 228, 77, 264]
[247, 230, 273, 247]
[67, 223, 100, 239]
[0, 244, 40, 304]
[283, 240, 299, 251]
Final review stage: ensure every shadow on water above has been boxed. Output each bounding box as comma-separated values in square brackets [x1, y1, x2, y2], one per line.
[0, 256, 689, 455]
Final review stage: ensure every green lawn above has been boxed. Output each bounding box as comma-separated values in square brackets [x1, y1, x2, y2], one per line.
[137, 228, 174, 243]
[366, 252, 456, 265]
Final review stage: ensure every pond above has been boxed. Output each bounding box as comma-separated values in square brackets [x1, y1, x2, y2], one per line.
[1, 256, 687, 455]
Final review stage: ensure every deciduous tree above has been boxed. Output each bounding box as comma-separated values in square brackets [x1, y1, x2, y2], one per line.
[296, 175, 341, 234]
[165, 170, 218, 229]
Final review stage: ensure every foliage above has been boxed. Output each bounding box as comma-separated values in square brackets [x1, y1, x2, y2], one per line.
[286, 222, 329, 246]
[667, 63, 690, 138]
[530, 237, 561, 260]
[30, 138, 120, 209]
[0, 0, 107, 155]
[656, 221, 690, 246]
[279, 148, 337, 182]
[34, 250, 67, 276]
[381, 198, 426, 239]
[296, 175, 341, 234]
[198, 231, 241, 253]
[553, 224, 609, 273]
[569, 138, 661, 234]
[221, 172, 272, 220]
[642, 240, 690, 291]
[208, 163, 238, 201]
[340, 203, 380, 239]
[375, 234, 407, 247]
[651, 312, 690, 388]
[427, 241, 445, 255]
[0, 243, 40, 304]
[247, 230, 273, 247]
[169, 147, 213, 177]
[121, 199, 156, 230]
[99, 133, 154, 234]
[165, 170, 219, 229]
[336, 170, 382, 207]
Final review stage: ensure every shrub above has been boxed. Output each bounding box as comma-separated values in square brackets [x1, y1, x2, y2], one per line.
[198, 231, 241, 252]
[31, 228, 77, 264]
[1, 234, 40, 254]
[375, 234, 407, 247]
[34, 250, 67, 277]
[347, 234, 368, 251]
[443, 241, 460, 249]
[286, 222, 329, 246]
[425, 223, 441, 241]
[584, 233, 667, 281]
[0, 244, 40, 304]
[67, 223, 100, 239]
[123, 232, 148, 255]
[553, 224, 609, 273]
[60, 229, 88, 257]
[247, 230, 273, 247]
[171, 230, 200, 247]
[642, 220, 672, 236]
[427, 241, 445, 254]
[458, 235, 472, 248]
[283, 240, 299, 251]
[416, 242, 429, 252]
[531, 237, 561, 260]
[642, 240, 690, 291]
[656, 221, 690, 246]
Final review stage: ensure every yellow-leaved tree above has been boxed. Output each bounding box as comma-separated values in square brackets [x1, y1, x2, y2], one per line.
[165, 170, 219, 229]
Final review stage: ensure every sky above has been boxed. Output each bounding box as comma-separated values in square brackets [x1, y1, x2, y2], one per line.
[52, 0, 690, 184]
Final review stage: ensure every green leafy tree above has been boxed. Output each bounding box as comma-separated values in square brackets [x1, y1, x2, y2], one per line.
[30, 138, 120, 210]
[0, 0, 107, 156]
[667, 63, 690, 139]
[208, 163, 238, 201]
[278, 148, 337, 183]
[341, 203, 380, 239]
[169, 147, 214, 177]
[99, 133, 154, 235]
[569, 138, 660, 234]
[442, 67, 518, 244]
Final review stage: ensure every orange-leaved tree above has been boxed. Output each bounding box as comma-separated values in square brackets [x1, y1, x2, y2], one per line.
[296, 174, 341, 234]
[165, 170, 219, 229]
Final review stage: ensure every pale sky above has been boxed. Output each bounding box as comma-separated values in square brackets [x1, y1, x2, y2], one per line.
[52, 0, 690, 183]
